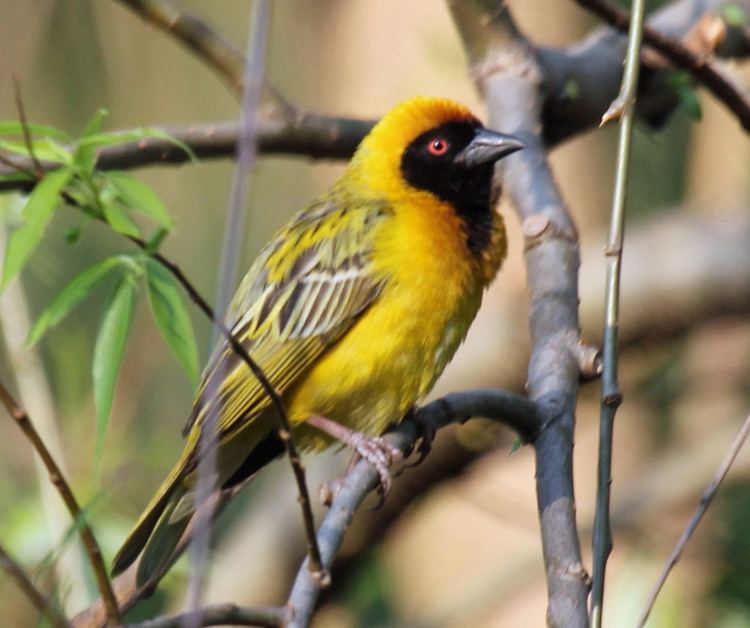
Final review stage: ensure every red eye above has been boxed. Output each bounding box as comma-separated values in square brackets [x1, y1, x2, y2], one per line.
[427, 138, 449, 156]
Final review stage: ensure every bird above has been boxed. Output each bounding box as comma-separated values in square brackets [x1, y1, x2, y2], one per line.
[111, 96, 523, 586]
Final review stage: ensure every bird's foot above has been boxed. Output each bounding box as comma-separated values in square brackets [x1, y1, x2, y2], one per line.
[403, 406, 438, 469]
[308, 414, 403, 502]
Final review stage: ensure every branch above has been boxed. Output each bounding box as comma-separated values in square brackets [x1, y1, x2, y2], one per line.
[450, 2, 590, 625]
[636, 411, 750, 626]
[0, 115, 375, 192]
[125, 603, 291, 628]
[590, 0, 646, 624]
[575, 0, 750, 131]
[538, 0, 750, 144]
[0, 381, 121, 625]
[286, 388, 541, 627]
[0, 542, 69, 628]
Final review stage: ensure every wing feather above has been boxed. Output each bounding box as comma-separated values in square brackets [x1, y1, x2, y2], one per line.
[182, 197, 390, 440]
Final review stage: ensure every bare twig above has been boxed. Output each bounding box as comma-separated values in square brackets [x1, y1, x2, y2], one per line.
[575, 0, 750, 132]
[449, 2, 590, 625]
[12, 78, 44, 177]
[0, 381, 121, 625]
[590, 0, 646, 624]
[636, 412, 750, 627]
[0, 542, 70, 628]
[125, 602, 291, 628]
[286, 389, 541, 627]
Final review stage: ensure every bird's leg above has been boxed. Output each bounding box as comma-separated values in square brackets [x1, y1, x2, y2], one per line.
[307, 414, 403, 499]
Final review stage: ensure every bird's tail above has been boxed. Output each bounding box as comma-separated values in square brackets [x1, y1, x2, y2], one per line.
[111, 433, 197, 581]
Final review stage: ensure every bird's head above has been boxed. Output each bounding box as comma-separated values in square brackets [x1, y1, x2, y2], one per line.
[346, 96, 523, 208]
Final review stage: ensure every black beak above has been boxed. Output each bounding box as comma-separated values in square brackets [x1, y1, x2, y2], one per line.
[454, 128, 524, 168]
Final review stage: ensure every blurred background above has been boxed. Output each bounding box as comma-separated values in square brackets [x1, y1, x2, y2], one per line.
[0, 1, 749, 626]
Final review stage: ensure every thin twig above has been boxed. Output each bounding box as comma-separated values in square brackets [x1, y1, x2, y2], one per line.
[125, 602, 291, 628]
[286, 389, 541, 626]
[590, 0, 646, 625]
[574, 0, 750, 132]
[0, 542, 70, 628]
[0, 381, 121, 625]
[636, 412, 750, 627]
[12, 78, 44, 177]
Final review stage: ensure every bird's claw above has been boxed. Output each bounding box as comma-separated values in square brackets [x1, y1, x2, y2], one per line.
[403, 412, 437, 469]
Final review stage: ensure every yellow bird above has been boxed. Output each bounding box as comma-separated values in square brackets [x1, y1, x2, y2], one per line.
[112, 96, 523, 585]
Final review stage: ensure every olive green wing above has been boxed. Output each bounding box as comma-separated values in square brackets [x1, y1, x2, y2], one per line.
[183, 197, 391, 440]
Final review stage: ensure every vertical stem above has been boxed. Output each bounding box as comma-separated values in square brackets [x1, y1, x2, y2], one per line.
[186, 0, 271, 615]
[590, 0, 646, 625]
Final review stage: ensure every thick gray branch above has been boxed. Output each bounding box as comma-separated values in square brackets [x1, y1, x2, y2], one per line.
[450, 2, 589, 626]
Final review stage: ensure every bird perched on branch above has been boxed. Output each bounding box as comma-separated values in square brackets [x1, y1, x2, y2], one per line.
[112, 96, 523, 585]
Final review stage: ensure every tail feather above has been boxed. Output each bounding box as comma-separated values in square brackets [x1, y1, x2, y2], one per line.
[136, 492, 189, 587]
[111, 435, 197, 576]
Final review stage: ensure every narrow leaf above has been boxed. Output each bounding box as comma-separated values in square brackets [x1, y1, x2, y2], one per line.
[74, 109, 109, 173]
[145, 258, 199, 389]
[2, 168, 73, 288]
[0, 138, 72, 164]
[107, 171, 172, 228]
[28, 256, 123, 345]
[93, 278, 136, 469]
[79, 128, 197, 163]
[101, 198, 141, 238]
[81, 109, 108, 139]
[0, 121, 69, 140]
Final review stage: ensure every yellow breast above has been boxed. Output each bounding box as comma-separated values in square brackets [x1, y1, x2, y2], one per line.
[285, 191, 505, 449]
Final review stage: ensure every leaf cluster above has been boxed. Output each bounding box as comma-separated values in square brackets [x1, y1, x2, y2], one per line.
[0, 111, 200, 469]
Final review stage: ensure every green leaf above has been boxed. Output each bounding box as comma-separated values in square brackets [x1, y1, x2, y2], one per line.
[81, 108, 108, 138]
[145, 226, 169, 253]
[0, 121, 69, 141]
[99, 184, 141, 237]
[27, 256, 123, 345]
[106, 171, 173, 228]
[93, 278, 136, 468]
[79, 128, 197, 163]
[74, 109, 109, 173]
[145, 258, 199, 389]
[103, 200, 141, 237]
[0, 138, 72, 164]
[2, 168, 73, 289]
